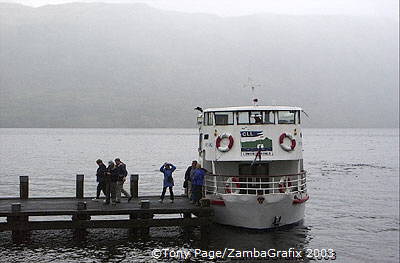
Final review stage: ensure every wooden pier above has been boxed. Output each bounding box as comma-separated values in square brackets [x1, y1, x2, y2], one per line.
[0, 175, 213, 242]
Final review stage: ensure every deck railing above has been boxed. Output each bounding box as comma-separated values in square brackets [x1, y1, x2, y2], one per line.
[204, 171, 307, 195]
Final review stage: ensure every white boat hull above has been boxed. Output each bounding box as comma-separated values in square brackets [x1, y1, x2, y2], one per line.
[209, 193, 306, 229]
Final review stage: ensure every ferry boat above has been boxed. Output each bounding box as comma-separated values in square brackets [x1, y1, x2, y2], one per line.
[196, 103, 308, 229]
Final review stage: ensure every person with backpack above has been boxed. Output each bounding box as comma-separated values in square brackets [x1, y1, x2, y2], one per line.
[159, 162, 176, 203]
[115, 158, 132, 203]
[93, 159, 107, 201]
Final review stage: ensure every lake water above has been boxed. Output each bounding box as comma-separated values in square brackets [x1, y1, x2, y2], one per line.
[0, 128, 398, 262]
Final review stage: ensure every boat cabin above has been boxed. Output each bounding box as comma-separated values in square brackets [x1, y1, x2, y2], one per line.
[197, 106, 306, 196]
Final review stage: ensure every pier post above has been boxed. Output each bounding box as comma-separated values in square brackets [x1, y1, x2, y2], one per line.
[200, 198, 210, 208]
[8, 203, 29, 242]
[19, 176, 29, 199]
[130, 174, 139, 199]
[72, 201, 90, 240]
[138, 200, 152, 238]
[199, 214, 212, 248]
[128, 213, 139, 238]
[139, 213, 153, 238]
[140, 200, 150, 209]
[200, 223, 210, 247]
[76, 174, 84, 199]
[182, 212, 192, 234]
[197, 202, 212, 248]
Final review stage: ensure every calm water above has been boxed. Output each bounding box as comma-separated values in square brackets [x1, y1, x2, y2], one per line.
[0, 128, 398, 262]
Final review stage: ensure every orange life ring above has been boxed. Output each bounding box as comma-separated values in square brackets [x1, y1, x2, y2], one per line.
[293, 195, 309, 204]
[279, 133, 296, 151]
[225, 177, 240, 194]
[216, 133, 234, 152]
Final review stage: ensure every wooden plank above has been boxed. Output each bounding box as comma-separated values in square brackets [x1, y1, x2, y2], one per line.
[0, 195, 196, 201]
[0, 196, 213, 217]
[0, 208, 212, 217]
[0, 217, 212, 231]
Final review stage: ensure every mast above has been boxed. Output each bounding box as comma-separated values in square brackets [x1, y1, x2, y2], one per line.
[246, 77, 259, 106]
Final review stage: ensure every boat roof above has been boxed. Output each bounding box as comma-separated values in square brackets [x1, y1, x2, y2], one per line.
[204, 106, 303, 112]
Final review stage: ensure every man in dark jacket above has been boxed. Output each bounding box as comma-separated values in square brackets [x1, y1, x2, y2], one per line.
[115, 158, 132, 203]
[93, 159, 107, 201]
[184, 160, 197, 197]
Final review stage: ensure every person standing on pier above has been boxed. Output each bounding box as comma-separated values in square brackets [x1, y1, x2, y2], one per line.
[115, 158, 133, 203]
[93, 159, 107, 201]
[103, 160, 114, 204]
[159, 162, 176, 203]
[191, 163, 206, 206]
[184, 160, 197, 198]
[107, 160, 119, 204]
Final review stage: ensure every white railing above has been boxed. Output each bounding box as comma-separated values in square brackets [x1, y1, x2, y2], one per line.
[204, 171, 307, 195]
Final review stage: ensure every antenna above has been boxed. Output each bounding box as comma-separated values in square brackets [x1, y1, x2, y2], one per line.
[251, 86, 258, 106]
[245, 77, 260, 106]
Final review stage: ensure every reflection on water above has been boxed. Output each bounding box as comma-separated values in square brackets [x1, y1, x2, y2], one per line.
[0, 223, 311, 262]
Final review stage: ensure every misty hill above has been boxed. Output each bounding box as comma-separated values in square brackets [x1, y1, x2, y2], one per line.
[0, 3, 398, 128]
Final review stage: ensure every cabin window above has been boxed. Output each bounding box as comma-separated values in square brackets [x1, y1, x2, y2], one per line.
[263, 111, 275, 124]
[208, 113, 214, 125]
[198, 133, 202, 152]
[297, 111, 301, 124]
[204, 112, 214, 126]
[237, 111, 275, 125]
[215, 112, 234, 125]
[278, 111, 295, 124]
[250, 111, 263, 124]
[237, 111, 250, 124]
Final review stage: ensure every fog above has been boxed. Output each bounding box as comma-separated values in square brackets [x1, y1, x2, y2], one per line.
[0, 2, 398, 128]
[3, 0, 399, 18]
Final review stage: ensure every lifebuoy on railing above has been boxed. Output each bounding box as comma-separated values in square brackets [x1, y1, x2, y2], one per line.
[216, 133, 234, 152]
[225, 177, 240, 194]
[279, 133, 296, 151]
[293, 195, 309, 204]
[279, 176, 292, 193]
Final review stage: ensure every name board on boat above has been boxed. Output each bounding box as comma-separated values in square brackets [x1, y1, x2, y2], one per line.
[240, 131, 273, 156]
[240, 131, 263, 137]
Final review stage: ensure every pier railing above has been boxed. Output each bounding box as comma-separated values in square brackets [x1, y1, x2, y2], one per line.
[204, 171, 307, 195]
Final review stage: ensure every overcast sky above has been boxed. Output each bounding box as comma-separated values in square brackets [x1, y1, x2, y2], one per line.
[3, 0, 399, 18]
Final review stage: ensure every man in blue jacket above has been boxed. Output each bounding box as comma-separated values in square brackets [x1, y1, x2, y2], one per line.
[191, 163, 206, 205]
[159, 162, 176, 203]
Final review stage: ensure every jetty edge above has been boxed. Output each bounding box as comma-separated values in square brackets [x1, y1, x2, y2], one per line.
[0, 174, 213, 243]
